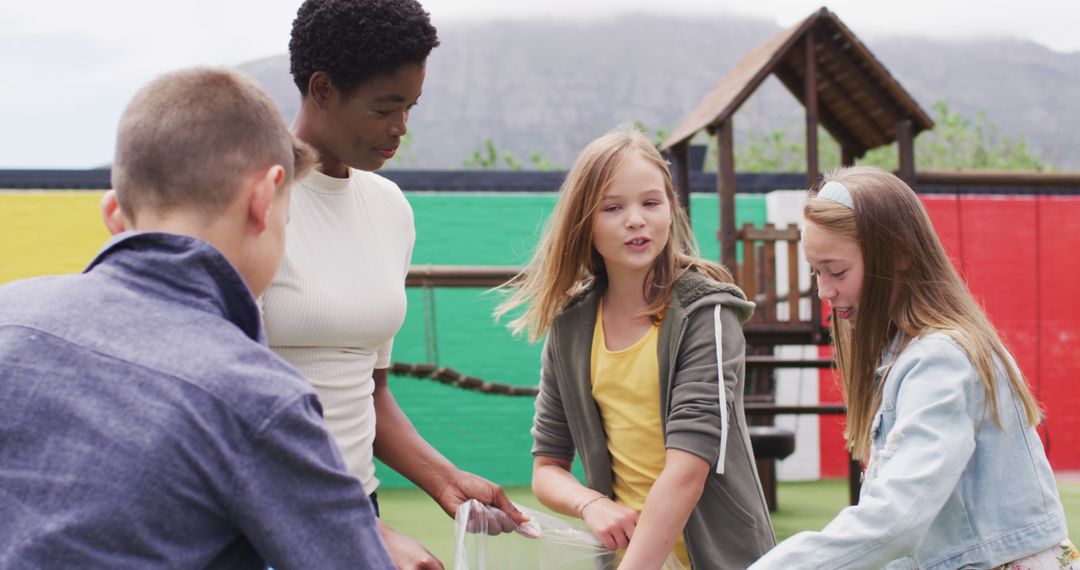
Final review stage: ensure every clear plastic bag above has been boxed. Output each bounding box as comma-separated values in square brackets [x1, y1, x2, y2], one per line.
[453, 499, 686, 570]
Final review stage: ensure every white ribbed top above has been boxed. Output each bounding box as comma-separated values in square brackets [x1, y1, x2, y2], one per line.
[262, 167, 414, 494]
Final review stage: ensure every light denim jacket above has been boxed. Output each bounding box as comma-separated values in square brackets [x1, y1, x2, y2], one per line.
[750, 333, 1068, 569]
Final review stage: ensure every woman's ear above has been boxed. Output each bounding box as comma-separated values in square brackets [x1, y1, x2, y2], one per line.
[100, 190, 128, 235]
[307, 72, 336, 111]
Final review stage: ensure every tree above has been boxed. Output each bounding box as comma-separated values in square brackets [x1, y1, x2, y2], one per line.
[728, 101, 1050, 173]
[529, 151, 558, 172]
[462, 138, 558, 171]
[462, 138, 503, 169]
[633, 120, 671, 148]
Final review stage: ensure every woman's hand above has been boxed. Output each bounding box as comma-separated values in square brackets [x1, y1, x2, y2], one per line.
[432, 469, 528, 529]
[580, 497, 639, 550]
[380, 522, 444, 570]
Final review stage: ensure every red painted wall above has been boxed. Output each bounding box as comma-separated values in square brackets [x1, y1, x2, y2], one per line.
[1033, 197, 1080, 470]
[817, 345, 848, 478]
[820, 194, 1080, 474]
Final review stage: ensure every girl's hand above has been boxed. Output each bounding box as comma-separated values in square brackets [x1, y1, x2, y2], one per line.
[580, 497, 639, 550]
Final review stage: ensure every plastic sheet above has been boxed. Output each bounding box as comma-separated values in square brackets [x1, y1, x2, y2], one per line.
[453, 499, 686, 570]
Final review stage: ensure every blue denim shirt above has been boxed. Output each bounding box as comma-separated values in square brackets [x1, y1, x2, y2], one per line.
[751, 333, 1068, 569]
[0, 232, 393, 570]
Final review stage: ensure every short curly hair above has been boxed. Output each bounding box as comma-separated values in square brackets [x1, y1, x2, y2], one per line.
[289, 0, 440, 96]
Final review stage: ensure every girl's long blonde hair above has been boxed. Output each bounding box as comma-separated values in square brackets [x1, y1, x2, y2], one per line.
[807, 166, 1043, 462]
[495, 125, 732, 342]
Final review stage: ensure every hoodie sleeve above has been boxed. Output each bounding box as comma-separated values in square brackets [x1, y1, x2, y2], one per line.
[665, 303, 745, 465]
[531, 335, 576, 460]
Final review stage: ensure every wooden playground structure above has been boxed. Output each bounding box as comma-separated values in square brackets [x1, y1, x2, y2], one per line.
[386, 7, 1080, 509]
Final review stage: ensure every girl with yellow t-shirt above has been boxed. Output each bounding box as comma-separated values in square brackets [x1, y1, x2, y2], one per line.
[497, 126, 776, 569]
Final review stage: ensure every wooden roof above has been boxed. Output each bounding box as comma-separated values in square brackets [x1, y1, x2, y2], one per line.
[661, 7, 934, 157]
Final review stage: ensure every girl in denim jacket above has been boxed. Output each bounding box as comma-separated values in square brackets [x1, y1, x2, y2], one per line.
[751, 166, 1075, 569]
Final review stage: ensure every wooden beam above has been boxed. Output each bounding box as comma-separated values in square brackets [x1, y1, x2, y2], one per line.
[841, 145, 857, 167]
[763, 233, 778, 322]
[896, 118, 916, 188]
[849, 454, 863, 505]
[717, 120, 737, 270]
[815, 26, 901, 127]
[809, 30, 890, 150]
[406, 265, 520, 288]
[746, 403, 846, 415]
[820, 18, 935, 132]
[739, 225, 758, 321]
[805, 33, 820, 189]
[786, 239, 801, 321]
[774, 62, 866, 159]
[660, 11, 827, 151]
[917, 170, 1080, 187]
[746, 355, 835, 368]
[669, 141, 691, 217]
[739, 225, 800, 241]
[813, 60, 884, 145]
[809, 276, 825, 345]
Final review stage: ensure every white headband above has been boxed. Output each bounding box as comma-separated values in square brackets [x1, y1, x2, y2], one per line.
[817, 181, 854, 209]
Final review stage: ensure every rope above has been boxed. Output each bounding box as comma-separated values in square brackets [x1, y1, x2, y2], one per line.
[389, 361, 539, 397]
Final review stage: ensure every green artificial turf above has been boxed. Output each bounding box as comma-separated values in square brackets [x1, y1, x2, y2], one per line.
[379, 480, 1080, 566]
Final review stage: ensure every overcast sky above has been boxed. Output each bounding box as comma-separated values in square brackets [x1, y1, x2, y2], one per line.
[2, 0, 1077, 168]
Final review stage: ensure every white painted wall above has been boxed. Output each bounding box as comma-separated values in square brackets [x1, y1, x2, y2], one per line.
[765, 189, 821, 481]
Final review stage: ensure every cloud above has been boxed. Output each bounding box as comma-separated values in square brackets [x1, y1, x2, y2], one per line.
[1, 0, 1076, 167]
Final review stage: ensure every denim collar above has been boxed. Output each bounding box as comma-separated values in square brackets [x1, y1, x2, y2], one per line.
[86, 232, 264, 344]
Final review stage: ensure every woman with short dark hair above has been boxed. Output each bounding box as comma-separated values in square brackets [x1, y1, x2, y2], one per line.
[261, 2, 526, 567]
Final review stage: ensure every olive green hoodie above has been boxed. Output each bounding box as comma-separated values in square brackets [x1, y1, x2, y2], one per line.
[531, 270, 775, 568]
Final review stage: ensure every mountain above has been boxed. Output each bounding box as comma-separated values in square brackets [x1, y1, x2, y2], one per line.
[238, 14, 1080, 170]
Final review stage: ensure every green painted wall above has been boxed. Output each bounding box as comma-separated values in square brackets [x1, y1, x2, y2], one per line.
[384, 192, 767, 487]
[0, 189, 767, 488]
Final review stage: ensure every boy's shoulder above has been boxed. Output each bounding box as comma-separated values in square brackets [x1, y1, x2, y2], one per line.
[0, 273, 70, 308]
[5, 270, 311, 425]
[124, 307, 313, 419]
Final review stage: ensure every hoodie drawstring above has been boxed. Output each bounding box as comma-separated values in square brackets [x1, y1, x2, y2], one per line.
[714, 304, 729, 475]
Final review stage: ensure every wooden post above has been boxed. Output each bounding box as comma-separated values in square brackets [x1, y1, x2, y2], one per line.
[763, 229, 777, 322]
[841, 145, 856, 167]
[740, 224, 757, 315]
[669, 141, 691, 217]
[805, 32, 820, 189]
[810, 270, 825, 345]
[717, 120, 737, 270]
[849, 454, 862, 505]
[896, 118, 916, 189]
[787, 239, 800, 322]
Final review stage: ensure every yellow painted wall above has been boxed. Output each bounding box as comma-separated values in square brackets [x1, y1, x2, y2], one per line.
[0, 190, 110, 285]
